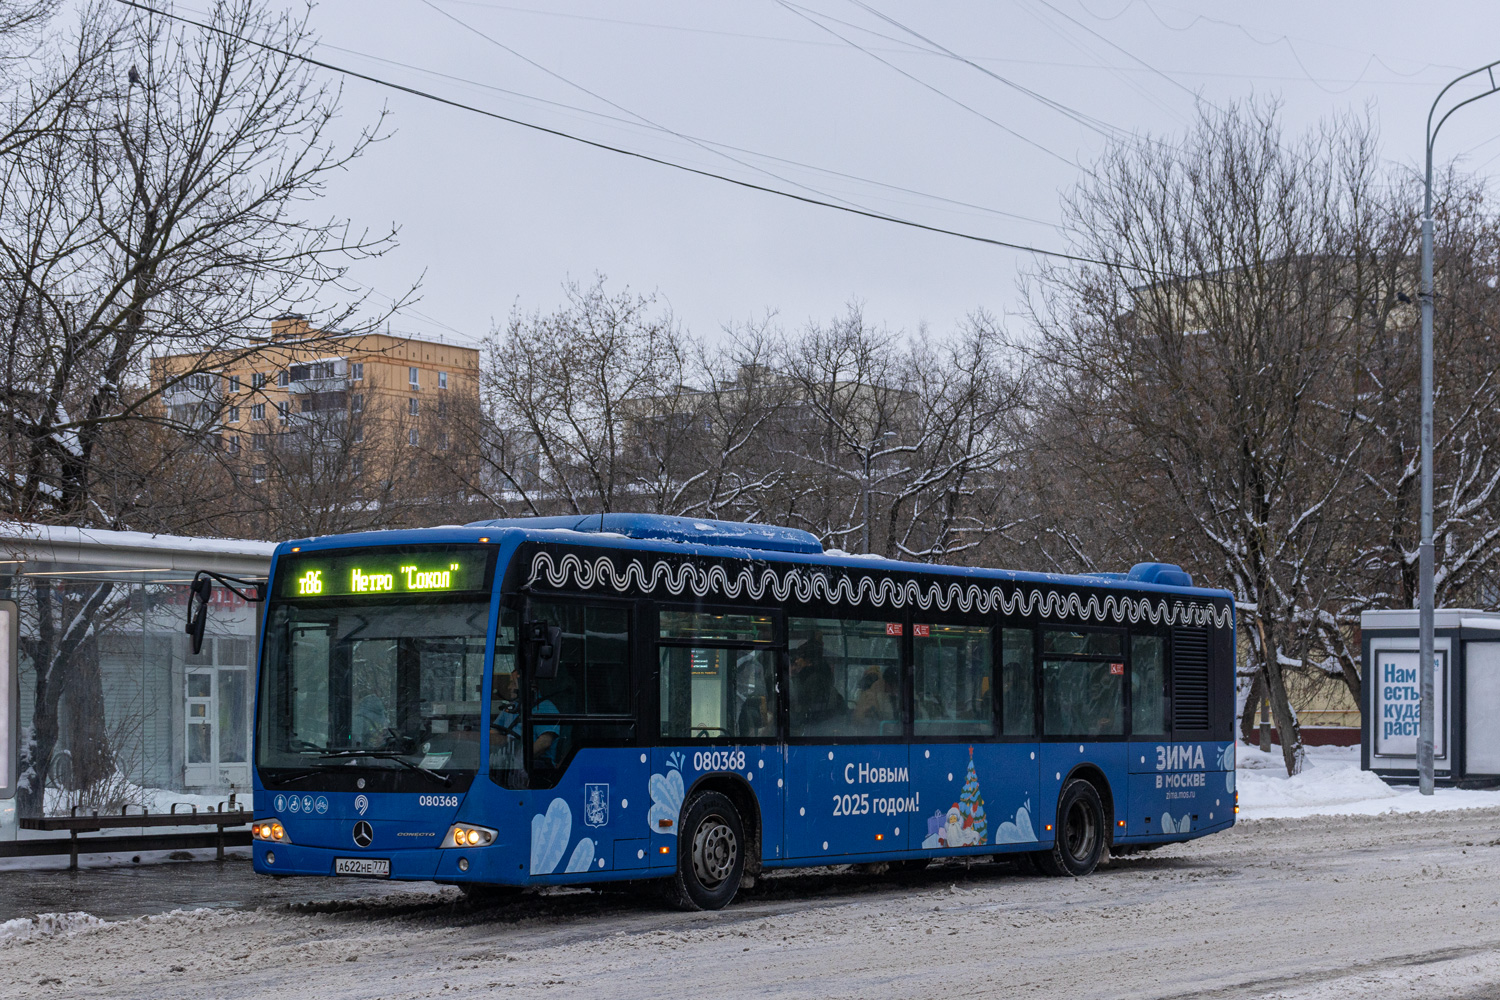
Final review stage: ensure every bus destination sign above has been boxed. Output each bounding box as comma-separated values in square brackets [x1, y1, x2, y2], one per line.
[279, 549, 490, 598]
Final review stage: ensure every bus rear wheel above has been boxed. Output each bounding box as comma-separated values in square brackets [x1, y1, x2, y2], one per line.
[1034, 778, 1106, 878]
[665, 790, 745, 911]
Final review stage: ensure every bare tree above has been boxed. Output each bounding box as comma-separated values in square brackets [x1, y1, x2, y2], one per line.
[1026, 102, 1385, 775]
[0, 0, 400, 813]
[0, 1, 399, 533]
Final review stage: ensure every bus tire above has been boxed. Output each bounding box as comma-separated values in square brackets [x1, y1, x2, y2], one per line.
[1035, 778, 1106, 878]
[665, 790, 745, 911]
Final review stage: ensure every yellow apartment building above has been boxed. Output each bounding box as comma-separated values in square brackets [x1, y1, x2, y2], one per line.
[152, 315, 480, 484]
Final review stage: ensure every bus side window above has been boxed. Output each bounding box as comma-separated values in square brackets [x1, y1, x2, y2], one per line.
[788, 618, 901, 738]
[659, 647, 777, 740]
[1001, 627, 1035, 736]
[1131, 633, 1167, 736]
[913, 625, 992, 736]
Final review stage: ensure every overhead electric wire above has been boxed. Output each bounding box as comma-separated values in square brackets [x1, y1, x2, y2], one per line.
[114, 0, 1135, 271]
[833, 0, 1138, 143]
[770, 0, 1091, 175]
[413, 0, 869, 213]
[1074, 0, 1462, 92]
[311, 36, 1062, 230]
[1021, 0, 1199, 119]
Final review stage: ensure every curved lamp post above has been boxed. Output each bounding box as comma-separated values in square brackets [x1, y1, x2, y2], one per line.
[1418, 62, 1500, 794]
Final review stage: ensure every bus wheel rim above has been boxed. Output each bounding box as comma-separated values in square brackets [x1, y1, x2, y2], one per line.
[1065, 800, 1096, 861]
[691, 814, 738, 889]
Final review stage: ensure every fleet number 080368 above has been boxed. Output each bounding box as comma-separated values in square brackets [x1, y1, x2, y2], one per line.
[418, 794, 460, 808]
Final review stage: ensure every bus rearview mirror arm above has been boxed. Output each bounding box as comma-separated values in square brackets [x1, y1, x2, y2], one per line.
[183, 570, 266, 656]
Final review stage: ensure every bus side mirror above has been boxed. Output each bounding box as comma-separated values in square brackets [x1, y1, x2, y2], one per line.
[523, 621, 562, 679]
[185, 574, 212, 655]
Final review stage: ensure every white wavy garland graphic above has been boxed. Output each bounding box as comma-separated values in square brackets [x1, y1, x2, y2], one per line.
[526, 551, 1232, 629]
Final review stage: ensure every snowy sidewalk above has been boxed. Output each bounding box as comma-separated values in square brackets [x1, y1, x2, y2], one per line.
[1235, 742, 1500, 820]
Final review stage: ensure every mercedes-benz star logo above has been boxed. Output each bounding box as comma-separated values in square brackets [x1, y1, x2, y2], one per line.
[352, 820, 373, 848]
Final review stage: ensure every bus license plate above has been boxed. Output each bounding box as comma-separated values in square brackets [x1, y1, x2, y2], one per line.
[334, 857, 390, 878]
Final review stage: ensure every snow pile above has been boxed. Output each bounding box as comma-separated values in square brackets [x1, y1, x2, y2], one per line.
[1236, 743, 1500, 820]
[0, 911, 106, 947]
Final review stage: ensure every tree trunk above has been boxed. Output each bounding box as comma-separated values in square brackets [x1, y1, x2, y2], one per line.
[1255, 617, 1304, 775]
[1238, 668, 1265, 745]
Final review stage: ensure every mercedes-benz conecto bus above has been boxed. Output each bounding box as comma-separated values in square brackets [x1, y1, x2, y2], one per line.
[229, 514, 1236, 910]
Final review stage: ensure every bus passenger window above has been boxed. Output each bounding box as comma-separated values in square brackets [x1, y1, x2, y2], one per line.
[788, 619, 901, 738]
[659, 647, 777, 740]
[1042, 629, 1125, 737]
[1001, 628, 1035, 736]
[1131, 634, 1167, 735]
[913, 625, 992, 736]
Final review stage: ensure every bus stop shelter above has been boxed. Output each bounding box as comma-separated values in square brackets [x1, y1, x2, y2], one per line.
[1362, 608, 1500, 786]
[0, 522, 272, 839]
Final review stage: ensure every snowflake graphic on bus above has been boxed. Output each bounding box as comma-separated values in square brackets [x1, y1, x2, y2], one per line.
[529, 798, 598, 875]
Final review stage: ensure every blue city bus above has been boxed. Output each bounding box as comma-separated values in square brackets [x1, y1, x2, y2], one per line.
[237, 514, 1237, 910]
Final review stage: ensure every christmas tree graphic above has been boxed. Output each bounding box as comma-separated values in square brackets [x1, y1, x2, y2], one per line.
[959, 746, 988, 845]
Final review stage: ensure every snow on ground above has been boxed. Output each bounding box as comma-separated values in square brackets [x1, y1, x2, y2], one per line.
[1235, 741, 1500, 820]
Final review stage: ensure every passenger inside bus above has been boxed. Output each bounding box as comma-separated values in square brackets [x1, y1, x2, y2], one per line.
[490, 670, 560, 767]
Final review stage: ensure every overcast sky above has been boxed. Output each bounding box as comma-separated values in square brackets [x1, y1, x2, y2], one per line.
[271, 0, 1500, 346]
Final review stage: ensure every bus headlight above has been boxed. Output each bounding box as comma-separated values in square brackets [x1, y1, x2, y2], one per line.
[253, 820, 290, 843]
[442, 823, 497, 848]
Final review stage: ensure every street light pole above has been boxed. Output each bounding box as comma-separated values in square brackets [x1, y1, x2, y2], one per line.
[1419, 61, 1500, 795]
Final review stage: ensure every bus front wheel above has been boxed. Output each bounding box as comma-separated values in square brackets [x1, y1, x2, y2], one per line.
[665, 790, 745, 911]
[1034, 778, 1106, 878]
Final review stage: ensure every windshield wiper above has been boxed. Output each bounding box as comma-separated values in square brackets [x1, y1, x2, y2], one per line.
[316, 750, 452, 787]
[267, 770, 320, 786]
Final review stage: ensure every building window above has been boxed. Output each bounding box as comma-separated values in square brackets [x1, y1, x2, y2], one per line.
[227, 375, 241, 393]
[439, 431, 450, 450]
[351, 362, 364, 381]
[408, 397, 419, 416]
[351, 393, 363, 413]
[252, 433, 267, 451]
[437, 398, 447, 419]
[277, 370, 289, 387]
[251, 372, 266, 389]
[353, 423, 363, 443]
[276, 401, 289, 422]
[408, 366, 419, 389]
[227, 406, 240, 423]
[250, 403, 265, 421]
[352, 455, 362, 476]
[438, 371, 448, 389]
[253, 464, 267, 483]
[409, 427, 419, 446]
[226, 435, 240, 454]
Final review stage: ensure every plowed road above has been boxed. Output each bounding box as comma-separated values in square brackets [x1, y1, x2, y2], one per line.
[6, 808, 1500, 999]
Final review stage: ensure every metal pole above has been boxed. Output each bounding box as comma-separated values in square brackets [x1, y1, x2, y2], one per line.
[1418, 172, 1436, 797]
[1418, 59, 1500, 795]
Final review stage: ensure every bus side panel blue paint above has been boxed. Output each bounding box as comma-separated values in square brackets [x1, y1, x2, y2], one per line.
[1039, 742, 1130, 836]
[785, 745, 909, 858]
[1124, 741, 1235, 839]
[908, 743, 1041, 852]
[646, 744, 783, 870]
[511, 748, 653, 881]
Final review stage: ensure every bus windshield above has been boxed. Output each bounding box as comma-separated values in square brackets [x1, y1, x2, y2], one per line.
[256, 597, 492, 781]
